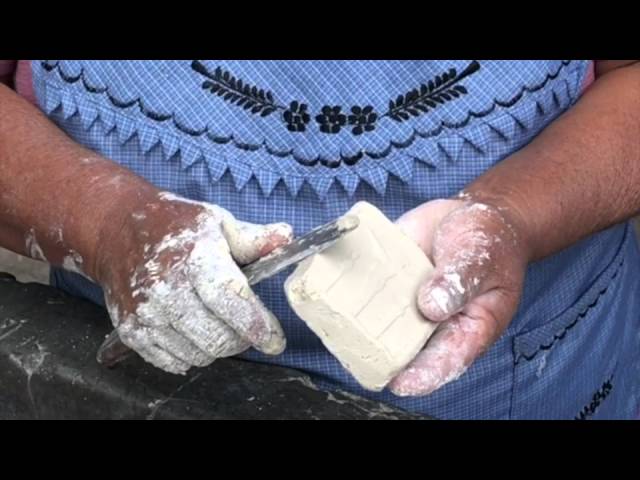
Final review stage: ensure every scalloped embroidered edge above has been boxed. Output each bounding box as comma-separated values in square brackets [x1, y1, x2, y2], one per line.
[37, 61, 584, 198]
[41, 60, 575, 165]
[515, 257, 625, 364]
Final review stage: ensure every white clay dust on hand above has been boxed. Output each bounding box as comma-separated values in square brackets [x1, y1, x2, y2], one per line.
[390, 199, 527, 396]
[102, 191, 293, 375]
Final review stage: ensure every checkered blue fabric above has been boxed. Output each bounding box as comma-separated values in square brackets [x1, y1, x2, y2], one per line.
[33, 60, 640, 419]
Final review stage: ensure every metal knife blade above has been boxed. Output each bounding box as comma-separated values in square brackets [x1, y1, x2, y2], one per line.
[242, 214, 359, 285]
[96, 215, 359, 367]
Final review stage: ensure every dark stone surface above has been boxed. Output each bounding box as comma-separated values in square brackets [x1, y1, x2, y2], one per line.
[0, 272, 431, 420]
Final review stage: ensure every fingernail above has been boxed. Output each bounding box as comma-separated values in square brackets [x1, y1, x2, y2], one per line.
[259, 225, 293, 257]
[248, 314, 286, 355]
[419, 286, 452, 321]
[388, 369, 433, 397]
[388, 382, 414, 397]
[270, 223, 294, 243]
[389, 366, 466, 397]
[258, 331, 286, 355]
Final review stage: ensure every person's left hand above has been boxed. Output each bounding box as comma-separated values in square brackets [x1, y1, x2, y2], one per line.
[388, 198, 530, 396]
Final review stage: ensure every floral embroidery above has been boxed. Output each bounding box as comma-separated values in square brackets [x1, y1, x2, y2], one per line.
[283, 101, 311, 132]
[192, 60, 481, 136]
[348, 106, 377, 135]
[315, 105, 347, 134]
[42, 60, 574, 168]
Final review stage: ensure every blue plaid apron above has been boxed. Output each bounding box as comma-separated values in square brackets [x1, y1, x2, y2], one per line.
[32, 60, 640, 419]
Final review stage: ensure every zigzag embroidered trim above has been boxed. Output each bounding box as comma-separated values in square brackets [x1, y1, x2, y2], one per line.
[41, 60, 573, 169]
[38, 61, 582, 198]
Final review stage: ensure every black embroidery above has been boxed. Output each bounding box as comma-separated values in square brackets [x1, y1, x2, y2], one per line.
[316, 106, 347, 134]
[42, 60, 574, 167]
[42, 60, 58, 72]
[386, 61, 479, 122]
[283, 101, 311, 132]
[516, 257, 624, 363]
[340, 151, 364, 166]
[575, 375, 614, 420]
[192, 61, 279, 117]
[348, 106, 378, 135]
[191, 60, 482, 136]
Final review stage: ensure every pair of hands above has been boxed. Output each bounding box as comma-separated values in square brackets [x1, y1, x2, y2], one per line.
[93, 191, 528, 396]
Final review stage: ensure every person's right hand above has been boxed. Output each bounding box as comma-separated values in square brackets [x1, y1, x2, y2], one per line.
[92, 190, 293, 375]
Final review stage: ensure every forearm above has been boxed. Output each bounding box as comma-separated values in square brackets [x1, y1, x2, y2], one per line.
[464, 62, 640, 261]
[0, 84, 159, 279]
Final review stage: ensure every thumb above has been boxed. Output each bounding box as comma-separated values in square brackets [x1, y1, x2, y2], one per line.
[417, 259, 487, 323]
[222, 217, 293, 265]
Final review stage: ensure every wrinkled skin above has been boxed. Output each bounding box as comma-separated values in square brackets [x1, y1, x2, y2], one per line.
[95, 192, 293, 374]
[389, 199, 528, 396]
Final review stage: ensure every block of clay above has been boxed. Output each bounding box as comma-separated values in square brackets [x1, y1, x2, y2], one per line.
[285, 201, 437, 391]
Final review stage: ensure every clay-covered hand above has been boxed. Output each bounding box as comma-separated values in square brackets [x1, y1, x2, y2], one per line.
[388, 198, 530, 396]
[94, 191, 293, 375]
